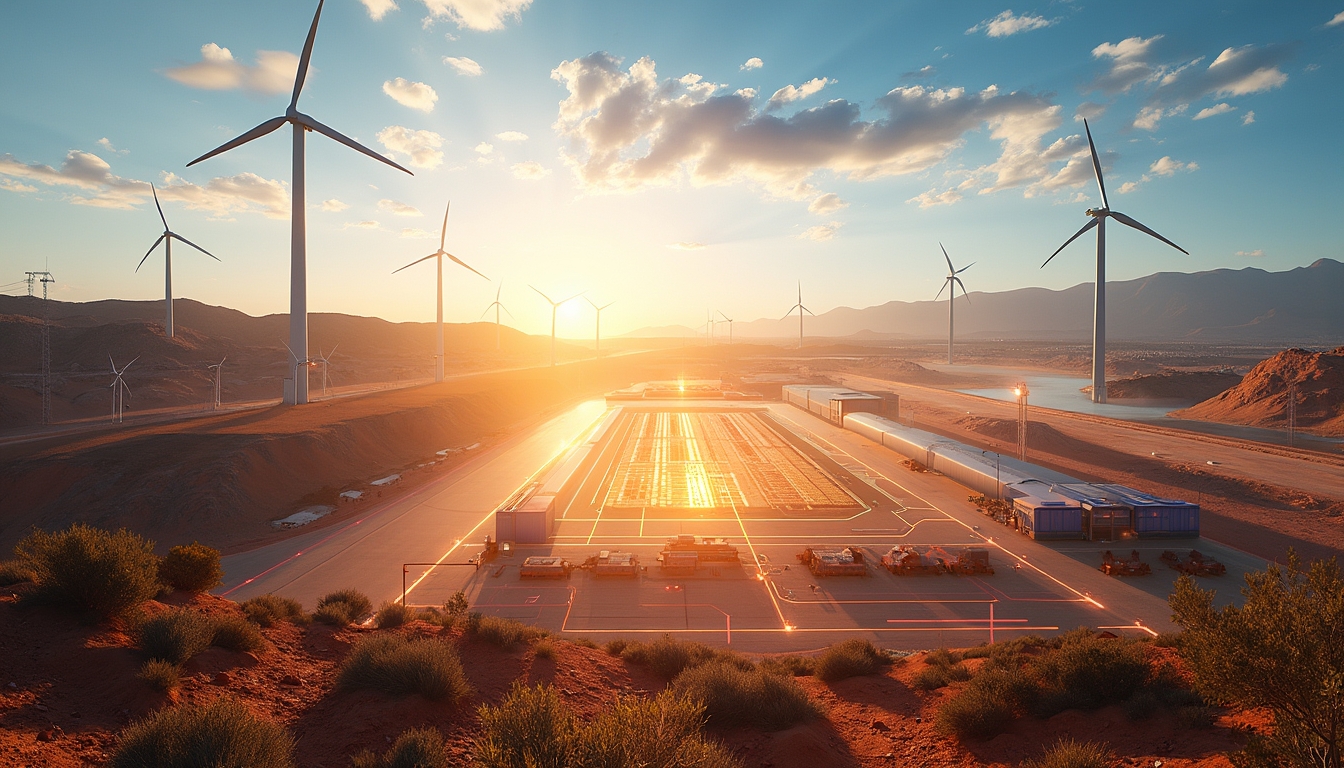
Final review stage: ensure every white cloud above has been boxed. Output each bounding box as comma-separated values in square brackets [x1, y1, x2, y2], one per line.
[378, 198, 422, 216]
[360, 0, 399, 20]
[1328, 10, 1344, 26]
[907, 188, 963, 208]
[96, 138, 128, 155]
[164, 43, 298, 95]
[419, 0, 532, 31]
[668, 241, 706, 250]
[495, 131, 528, 141]
[321, 198, 349, 212]
[1149, 156, 1198, 176]
[549, 52, 1072, 201]
[1118, 181, 1140, 194]
[157, 172, 290, 219]
[1090, 35, 1164, 94]
[1242, 110, 1256, 125]
[345, 220, 382, 230]
[799, 221, 842, 241]
[377, 126, 445, 169]
[807, 193, 848, 215]
[767, 77, 832, 109]
[511, 161, 550, 179]
[1132, 104, 1186, 131]
[1193, 102, 1236, 120]
[1074, 101, 1107, 122]
[399, 228, 436, 239]
[0, 178, 38, 194]
[902, 65, 937, 81]
[966, 10, 1056, 38]
[740, 57, 763, 71]
[1236, 249, 1265, 257]
[444, 56, 483, 76]
[474, 142, 494, 155]
[383, 78, 438, 112]
[1092, 37, 1290, 116]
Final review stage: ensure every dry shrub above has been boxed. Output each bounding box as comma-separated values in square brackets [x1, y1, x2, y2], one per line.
[137, 659, 181, 693]
[758, 655, 814, 677]
[0, 559, 35, 586]
[240, 595, 307, 627]
[158, 542, 223, 593]
[619, 635, 740, 679]
[1022, 738, 1110, 768]
[468, 615, 547, 648]
[1032, 628, 1147, 715]
[815, 639, 889, 682]
[110, 698, 293, 768]
[603, 639, 629, 656]
[533, 640, 557, 660]
[337, 635, 471, 702]
[374, 601, 416, 629]
[936, 666, 1036, 740]
[15, 524, 159, 618]
[211, 614, 267, 653]
[351, 727, 447, 768]
[313, 589, 372, 626]
[140, 609, 215, 664]
[670, 660, 821, 730]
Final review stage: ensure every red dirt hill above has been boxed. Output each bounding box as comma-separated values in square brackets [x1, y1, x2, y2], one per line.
[1175, 347, 1344, 436]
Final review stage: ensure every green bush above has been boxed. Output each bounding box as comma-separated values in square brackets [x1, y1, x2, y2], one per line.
[603, 639, 629, 656]
[0, 559, 35, 586]
[337, 635, 471, 701]
[1152, 631, 1183, 648]
[443, 591, 469, 621]
[925, 648, 961, 667]
[815, 639, 889, 682]
[473, 683, 739, 768]
[313, 589, 372, 626]
[212, 614, 267, 653]
[240, 595, 307, 627]
[912, 661, 973, 691]
[619, 636, 731, 679]
[158, 542, 223, 593]
[758, 655, 814, 677]
[110, 698, 293, 768]
[374, 601, 416, 629]
[351, 727, 448, 768]
[1031, 629, 1147, 715]
[140, 609, 215, 664]
[14, 524, 160, 618]
[468, 615, 548, 648]
[1022, 738, 1110, 768]
[936, 666, 1037, 741]
[137, 659, 181, 693]
[670, 660, 820, 731]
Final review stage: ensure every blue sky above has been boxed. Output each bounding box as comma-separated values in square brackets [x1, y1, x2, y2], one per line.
[1, 0, 1341, 337]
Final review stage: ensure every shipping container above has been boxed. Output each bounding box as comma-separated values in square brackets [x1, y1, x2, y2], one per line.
[513, 493, 555, 544]
[1095, 484, 1200, 537]
[1012, 486, 1084, 540]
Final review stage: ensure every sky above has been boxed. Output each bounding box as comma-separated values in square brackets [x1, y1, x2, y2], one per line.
[1, 0, 1341, 339]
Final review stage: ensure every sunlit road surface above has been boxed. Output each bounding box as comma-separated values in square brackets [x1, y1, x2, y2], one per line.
[836, 372, 1344, 502]
[217, 399, 608, 608]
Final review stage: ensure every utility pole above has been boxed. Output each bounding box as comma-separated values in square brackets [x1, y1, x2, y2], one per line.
[27, 271, 56, 425]
[1287, 382, 1297, 448]
[1013, 383, 1029, 461]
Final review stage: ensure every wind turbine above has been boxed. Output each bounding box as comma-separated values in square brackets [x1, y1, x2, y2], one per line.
[1042, 119, 1187, 403]
[186, 0, 412, 405]
[108, 356, 137, 423]
[704, 310, 715, 346]
[718, 311, 734, 345]
[935, 243, 973, 366]
[586, 298, 614, 356]
[393, 202, 487, 382]
[208, 357, 226, 410]
[481, 283, 514, 351]
[530, 286, 582, 366]
[781, 282, 814, 349]
[137, 183, 219, 338]
[315, 345, 338, 396]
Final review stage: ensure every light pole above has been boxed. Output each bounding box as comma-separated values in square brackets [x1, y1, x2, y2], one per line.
[1013, 383, 1029, 461]
[982, 449, 1001, 501]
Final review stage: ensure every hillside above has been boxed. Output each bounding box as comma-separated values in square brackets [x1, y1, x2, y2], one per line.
[1175, 347, 1344, 436]
[731, 259, 1344, 343]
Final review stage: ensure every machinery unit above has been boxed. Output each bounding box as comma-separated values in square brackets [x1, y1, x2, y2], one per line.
[584, 550, 640, 577]
[520, 556, 571, 579]
[1100, 550, 1151, 576]
[799, 546, 869, 576]
[783, 385, 886, 424]
[1161, 550, 1226, 576]
[942, 547, 995, 575]
[881, 545, 945, 575]
[660, 535, 741, 563]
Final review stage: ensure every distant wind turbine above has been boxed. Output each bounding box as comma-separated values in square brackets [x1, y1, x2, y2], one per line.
[704, 310, 715, 346]
[393, 202, 487, 382]
[586, 297, 614, 356]
[531, 286, 582, 366]
[935, 243, 972, 365]
[315, 345, 338, 396]
[137, 183, 218, 338]
[186, 0, 412, 405]
[1042, 119, 1187, 403]
[108, 355, 137, 423]
[208, 357, 226, 410]
[718, 310, 734, 345]
[480, 283, 514, 351]
[781, 282, 814, 349]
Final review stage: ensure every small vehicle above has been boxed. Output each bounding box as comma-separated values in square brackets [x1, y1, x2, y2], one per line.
[1100, 549, 1151, 577]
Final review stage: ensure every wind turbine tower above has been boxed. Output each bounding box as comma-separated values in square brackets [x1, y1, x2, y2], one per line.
[315, 346, 338, 396]
[718, 311, 734, 345]
[481, 283, 513, 351]
[531, 286, 582, 366]
[587, 298, 614, 356]
[935, 243, 973, 365]
[208, 357, 226, 410]
[187, 0, 412, 405]
[393, 202, 487, 382]
[1042, 120, 1187, 403]
[137, 184, 218, 338]
[108, 355, 137, 423]
[781, 282, 814, 349]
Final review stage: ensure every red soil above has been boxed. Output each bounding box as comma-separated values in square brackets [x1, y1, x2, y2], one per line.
[1176, 347, 1344, 436]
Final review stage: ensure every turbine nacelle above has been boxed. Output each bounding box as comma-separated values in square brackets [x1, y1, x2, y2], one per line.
[1085, 207, 1109, 218]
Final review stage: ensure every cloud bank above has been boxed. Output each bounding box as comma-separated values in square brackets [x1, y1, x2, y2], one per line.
[164, 43, 298, 94]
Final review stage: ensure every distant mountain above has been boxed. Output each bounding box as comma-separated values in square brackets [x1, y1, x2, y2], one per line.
[619, 324, 699, 338]
[735, 259, 1344, 343]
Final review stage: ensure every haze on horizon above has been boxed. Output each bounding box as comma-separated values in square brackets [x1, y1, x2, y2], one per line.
[1, 0, 1341, 338]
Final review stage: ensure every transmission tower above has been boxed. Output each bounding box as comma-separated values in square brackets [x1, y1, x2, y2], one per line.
[1287, 382, 1297, 448]
[28, 271, 56, 425]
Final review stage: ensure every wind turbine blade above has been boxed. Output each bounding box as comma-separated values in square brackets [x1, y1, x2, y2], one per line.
[439, 201, 450, 250]
[186, 116, 288, 167]
[281, 339, 301, 363]
[170, 233, 220, 261]
[1110, 211, 1189, 255]
[392, 252, 439, 274]
[780, 307, 798, 322]
[600, 301, 615, 311]
[296, 114, 413, 175]
[220, 356, 226, 366]
[1041, 217, 1099, 268]
[137, 235, 165, 272]
[559, 292, 584, 306]
[803, 305, 816, 316]
[955, 261, 975, 274]
[954, 277, 970, 303]
[1083, 119, 1109, 210]
[940, 242, 954, 274]
[934, 279, 949, 301]
[586, 297, 600, 310]
[445, 252, 488, 280]
[125, 356, 140, 370]
[495, 283, 501, 302]
[479, 304, 494, 320]
[530, 285, 554, 305]
[718, 310, 732, 322]
[109, 354, 116, 373]
[151, 183, 168, 230]
[328, 344, 338, 359]
[501, 304, 515, 321]
[291, 0, 325, 109]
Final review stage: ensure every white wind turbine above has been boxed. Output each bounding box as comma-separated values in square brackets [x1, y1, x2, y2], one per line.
[137, 183, 218, 338]
[109, 355, 137, 423]
[393, 202, 487, 382]
[935, 243, 973, 365]
[481, 283, 514, 351]
[530, 286, 582, 366]
[586, 297, 614, 356]
[315, 345, 338, 396]
[781, 282, 814, 349]
[704, 310, 715, 346]
[208, 357, 226, 410]
[718, 310, 734, 345]
[1042, 119, 1188, 403]
[186, 0, 412, 405]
